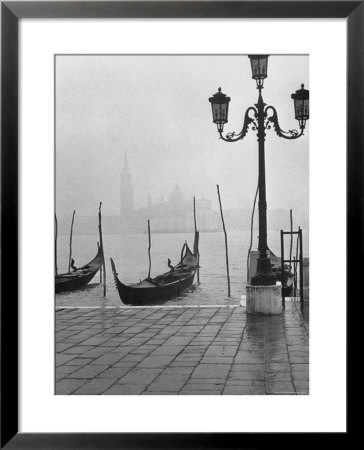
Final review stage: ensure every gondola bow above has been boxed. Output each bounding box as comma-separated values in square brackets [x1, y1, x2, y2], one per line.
[55, 246, 103, 294]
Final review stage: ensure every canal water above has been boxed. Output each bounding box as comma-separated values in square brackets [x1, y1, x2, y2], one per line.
[55, 230, 309, 307]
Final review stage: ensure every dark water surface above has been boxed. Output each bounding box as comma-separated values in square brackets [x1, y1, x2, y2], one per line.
[55, 230, 308, 307]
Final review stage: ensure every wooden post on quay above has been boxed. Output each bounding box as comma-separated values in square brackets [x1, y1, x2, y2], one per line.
[217, 185, 231, 297]
[98, 202, 106, 296]
[98, 241, 102, 283]
[68, 210, 76, 274]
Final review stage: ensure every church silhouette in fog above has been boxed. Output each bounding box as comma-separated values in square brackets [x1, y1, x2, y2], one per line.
[119, 152, 220, 234]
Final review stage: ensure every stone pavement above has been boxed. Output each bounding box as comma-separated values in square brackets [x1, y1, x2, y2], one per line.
[55, 301, 309, 395]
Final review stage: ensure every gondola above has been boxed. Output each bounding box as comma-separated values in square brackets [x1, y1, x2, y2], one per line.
[271, 264, 294, 297]
[110, 233, 199, 305]
[248, 250, 294, 296]
[269, 251, 294, 296]
[55, 246, 103, 294]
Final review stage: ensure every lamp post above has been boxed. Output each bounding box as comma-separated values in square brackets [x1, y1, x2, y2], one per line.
[209, 55, 309, 289]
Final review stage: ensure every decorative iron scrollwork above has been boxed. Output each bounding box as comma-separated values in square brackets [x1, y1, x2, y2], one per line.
[265, 106, 304, 140]
[219, 107, 257, 142]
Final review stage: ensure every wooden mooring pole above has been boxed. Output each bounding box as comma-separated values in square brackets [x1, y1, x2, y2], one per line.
[68, 210, 76, 274]
[98, 242, 102, 283]
[55, 214, 58, 275]
[147, 220, 151, 278]
[217, 185, 231, 297]
[98, 202, 106, 296]
[193, 196, 200, 284]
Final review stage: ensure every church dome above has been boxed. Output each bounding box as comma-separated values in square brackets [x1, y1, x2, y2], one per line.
[168, 185, 185, 204]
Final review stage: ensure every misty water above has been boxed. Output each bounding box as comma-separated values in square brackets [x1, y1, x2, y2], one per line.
[55, 230, 309, 307]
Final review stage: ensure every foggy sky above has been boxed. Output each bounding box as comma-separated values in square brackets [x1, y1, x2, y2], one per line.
[56, 55, 308, 218]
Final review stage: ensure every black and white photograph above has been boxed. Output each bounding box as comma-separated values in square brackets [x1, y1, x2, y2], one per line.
[55, 54, 309, 396]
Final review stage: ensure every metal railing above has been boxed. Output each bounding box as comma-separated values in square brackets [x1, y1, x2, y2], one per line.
[280, 227, 304, 311]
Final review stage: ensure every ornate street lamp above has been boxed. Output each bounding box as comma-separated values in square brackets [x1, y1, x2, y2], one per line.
[248, 54, 269, 87]
[291, 84, 309, 127]
[209, 88, 231, 133]
[209, 55, 309, 287]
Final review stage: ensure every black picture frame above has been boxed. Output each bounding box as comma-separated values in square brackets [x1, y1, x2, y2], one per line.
[1, 1, 356, 447]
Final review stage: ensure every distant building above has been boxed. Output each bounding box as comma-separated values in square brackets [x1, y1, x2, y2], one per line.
[133, 185, 220, 233]
[194, 197, 219, 231]
[117, 154, 221, 233]
[75, 152, 305, 235]
[58, 153, 303, 236]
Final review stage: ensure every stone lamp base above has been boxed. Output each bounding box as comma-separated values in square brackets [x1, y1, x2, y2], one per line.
[246, 284, 282, 314]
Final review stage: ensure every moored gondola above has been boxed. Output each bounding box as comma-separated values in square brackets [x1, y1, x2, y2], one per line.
[55, 246, 103, 294]
[248, 250, 294, 296]
[110, 233, 199, 305]
[271, 264, 294, 296]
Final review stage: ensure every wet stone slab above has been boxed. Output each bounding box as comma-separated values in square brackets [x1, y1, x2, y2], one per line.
[56, 301, 309, 395]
